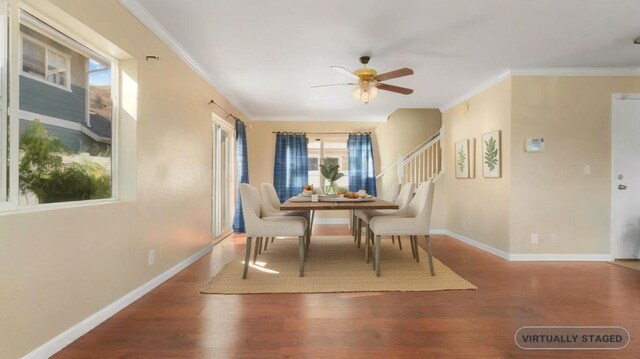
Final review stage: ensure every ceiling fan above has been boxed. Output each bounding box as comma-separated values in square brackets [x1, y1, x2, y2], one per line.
[312, 56, 414, 104]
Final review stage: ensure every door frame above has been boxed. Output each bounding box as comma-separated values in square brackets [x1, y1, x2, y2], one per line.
[610, 93, 640, 258]
[211, 113, 235, 242]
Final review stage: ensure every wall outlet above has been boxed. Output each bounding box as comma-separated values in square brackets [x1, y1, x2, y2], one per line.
[550, 233, 559, 243]
[148, 249, 155, 265]
[531, 233, 539, 245]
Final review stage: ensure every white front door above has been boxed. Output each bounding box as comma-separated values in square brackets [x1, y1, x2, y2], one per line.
[212, 115, 234, 239]
[612, 94, 640, 259]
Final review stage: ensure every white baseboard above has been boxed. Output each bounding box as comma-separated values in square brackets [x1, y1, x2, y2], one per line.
[509, 254, 612, 261]
[443, 230, 611, 262]
[430, 229, 446, 235]
[444, 230, 511, 260]
[314, 218, 349, 225]
[23, 243, 214, 359]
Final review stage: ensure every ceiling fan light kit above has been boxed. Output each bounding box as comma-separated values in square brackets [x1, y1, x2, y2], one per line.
[313, 55, 415, 104]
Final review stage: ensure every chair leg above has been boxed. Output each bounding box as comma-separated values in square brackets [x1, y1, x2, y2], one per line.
[424, 235, 435, 276]
[398, 236, 403, 250]
[375, 235, 381, 277]
[243, 237, 252, 279]
[413, 236, 420, 263]
[392, 235, 395, 244]
[271, 237, 275, 243]
[258, 236, 263, 254]
[253, 237, 261, 263]
[409, 236, 416, 258]
[263, 236, 269, 251]
[298, 235, 305, 277]
[356, 218, 363, 248]
[365, 225, 371, 263]
[305, 227, 311, 257]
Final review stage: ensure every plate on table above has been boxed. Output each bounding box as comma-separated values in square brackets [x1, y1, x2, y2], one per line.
[289, 195, 311, 202]
[321, 195, 375, 202]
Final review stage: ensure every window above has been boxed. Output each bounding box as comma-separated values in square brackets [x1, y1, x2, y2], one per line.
[307, 137, 349, 191]
[0, 8, 117, 209]
[21, 34, 70, 89]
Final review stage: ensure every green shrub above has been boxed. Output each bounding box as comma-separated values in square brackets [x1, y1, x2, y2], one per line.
[19, 120, 111, 203]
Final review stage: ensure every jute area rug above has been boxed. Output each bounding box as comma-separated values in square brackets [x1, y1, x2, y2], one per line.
[610, 259, 640, 272]
[201, 236, 477, 294]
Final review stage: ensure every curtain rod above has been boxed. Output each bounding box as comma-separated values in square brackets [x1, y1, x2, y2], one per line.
[208, 99, 242, 123]
[272, 131, 371, 135]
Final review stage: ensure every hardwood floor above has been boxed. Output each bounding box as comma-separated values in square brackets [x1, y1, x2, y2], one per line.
[55, 225, 640, 358]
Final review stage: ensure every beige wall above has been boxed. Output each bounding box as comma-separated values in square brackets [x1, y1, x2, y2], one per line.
[510, 76, 640, 254]
[441, 75, 640, 256]
[442, 78, 512, 252]
[0, 1, 249, 357]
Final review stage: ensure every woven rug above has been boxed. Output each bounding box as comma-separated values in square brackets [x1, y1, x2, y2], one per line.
[201, 236, 477, 294]
[610, 259, 640, 271]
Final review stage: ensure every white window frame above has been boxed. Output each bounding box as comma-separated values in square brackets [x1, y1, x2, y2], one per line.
[20, 32, 72, 91]
[0, 1, 120, 212]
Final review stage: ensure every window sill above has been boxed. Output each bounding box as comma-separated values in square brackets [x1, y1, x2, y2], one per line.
[0, 197, 122, 216]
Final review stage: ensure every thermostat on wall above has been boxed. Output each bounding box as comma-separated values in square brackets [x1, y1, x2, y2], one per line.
[525, 138, 544, 152]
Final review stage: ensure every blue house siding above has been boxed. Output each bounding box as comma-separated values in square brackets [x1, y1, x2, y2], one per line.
[19, 119, 83, 152]
[20, 76, 86, 124]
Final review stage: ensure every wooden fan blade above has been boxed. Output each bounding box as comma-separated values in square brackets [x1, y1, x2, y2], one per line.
[376, 83, 414, 95]
[311, 82, 357, 88]
[331, 66, 359, 80]
[373, 67, 414, 82]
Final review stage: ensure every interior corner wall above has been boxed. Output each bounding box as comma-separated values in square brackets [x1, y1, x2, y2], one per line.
[441, 78, 512, 252]
[374, 109, 442, 228]
[510, 76, 640, 255]
[0, 0, 249, 357]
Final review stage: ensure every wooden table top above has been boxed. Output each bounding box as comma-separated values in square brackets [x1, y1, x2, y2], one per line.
[280, 197, 399, 211]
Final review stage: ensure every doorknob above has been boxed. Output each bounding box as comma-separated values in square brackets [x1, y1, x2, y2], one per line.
[618, 184, 627, 190]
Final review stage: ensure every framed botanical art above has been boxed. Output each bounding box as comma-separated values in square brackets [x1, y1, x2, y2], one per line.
[482, 130, 501, 178]
[455, 139, 470, 179]
[469, 138, 476, 178]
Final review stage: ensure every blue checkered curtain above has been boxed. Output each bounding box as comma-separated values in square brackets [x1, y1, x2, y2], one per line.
[348, 133, 377, 197]
[274, 133, 309, 203]
[233, 120, 249, 232]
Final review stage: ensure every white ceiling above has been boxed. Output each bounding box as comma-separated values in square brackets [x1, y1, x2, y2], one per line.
[133, 0, 640, 121]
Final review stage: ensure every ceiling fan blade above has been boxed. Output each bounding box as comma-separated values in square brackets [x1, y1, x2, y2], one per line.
[331, 66, 359, 80]
[376, 83, 414, 95]
[311, 82, 357, 88]
[373, 68, 414, 82]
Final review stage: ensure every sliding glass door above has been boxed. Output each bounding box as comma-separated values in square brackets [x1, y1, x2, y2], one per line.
[212, 116, 234, 239]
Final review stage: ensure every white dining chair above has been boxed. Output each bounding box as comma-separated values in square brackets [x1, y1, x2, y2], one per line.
[259, 183, 310, 252]
[368, 181, 436, 277]
[239, 184, 308, 278]
[352, 183, 402, 239]
[353, 182, 415, 252]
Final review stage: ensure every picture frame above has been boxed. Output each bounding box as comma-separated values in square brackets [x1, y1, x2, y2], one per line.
[482, 130, 501, 178]
[455, 139, 470, 179]
[469, 138, 476, 178]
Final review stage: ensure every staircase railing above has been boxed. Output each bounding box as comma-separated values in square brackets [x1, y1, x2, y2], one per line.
[376, 128, 444, 184]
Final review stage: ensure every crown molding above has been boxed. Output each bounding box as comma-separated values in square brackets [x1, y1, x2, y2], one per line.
[511, 67, 640, 76]
[117, 0, 249, 119]
[439, 68, 512, 113]
[253, 116, 388, 123]
[439, 66, 640, 113]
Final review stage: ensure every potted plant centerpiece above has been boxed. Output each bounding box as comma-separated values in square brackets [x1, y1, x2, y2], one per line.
[319, 158, 345, 195]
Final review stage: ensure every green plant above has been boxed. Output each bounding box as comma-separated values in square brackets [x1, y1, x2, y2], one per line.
[457, 146, 466, 173]
[19, 120, 111, 203]
[484, 137, 499, 171]
[319, 159, 345, 194]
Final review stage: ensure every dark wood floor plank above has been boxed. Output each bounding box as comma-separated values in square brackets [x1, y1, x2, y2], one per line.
[55, 225, 640, 358]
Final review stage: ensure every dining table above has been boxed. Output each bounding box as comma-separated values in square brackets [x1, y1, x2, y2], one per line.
[280, 195, 399, 238]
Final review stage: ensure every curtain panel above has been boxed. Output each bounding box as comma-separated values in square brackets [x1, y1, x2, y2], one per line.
[233, 120, 249, 232]
[347, 133, 377, 196]
[274, 133, 309, 203]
